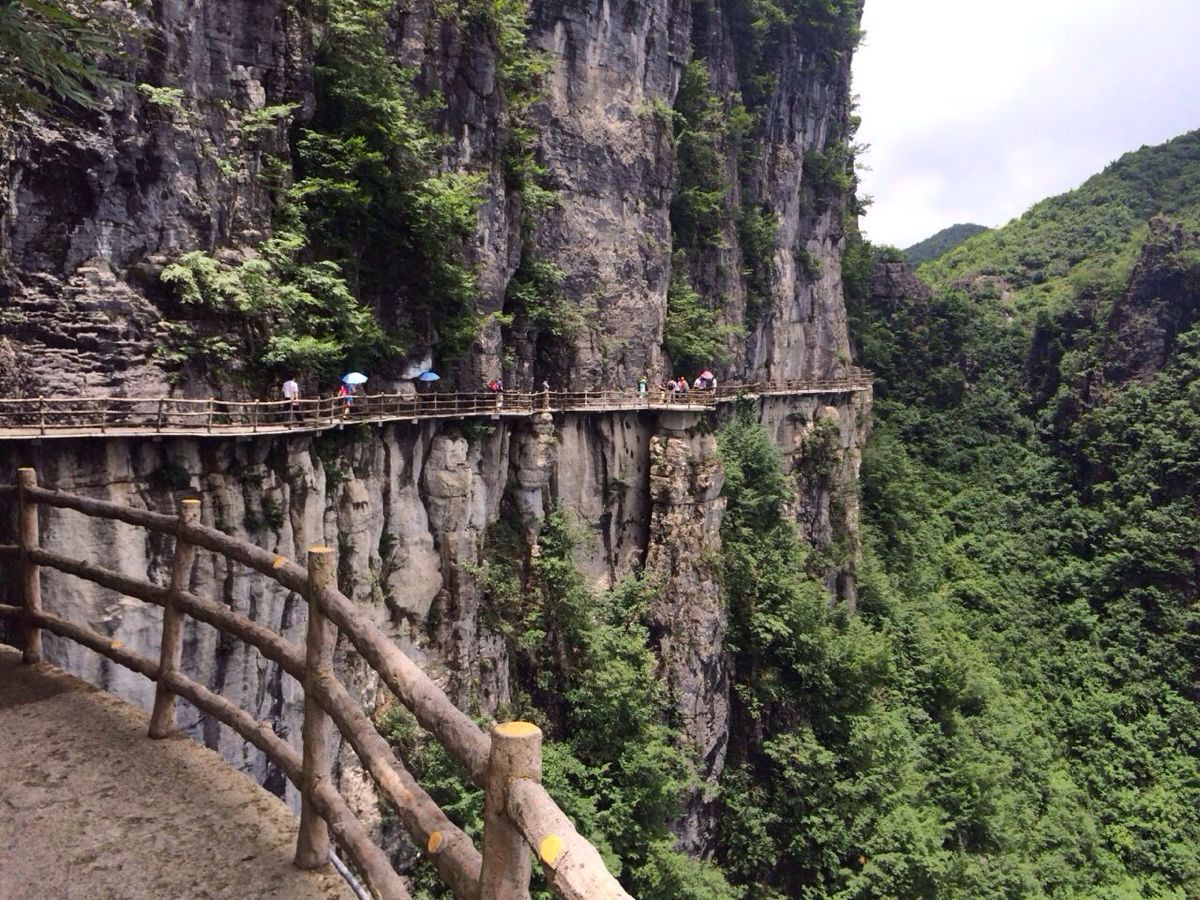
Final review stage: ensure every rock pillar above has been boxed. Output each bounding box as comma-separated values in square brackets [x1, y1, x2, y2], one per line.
[643, 411, 727, 854]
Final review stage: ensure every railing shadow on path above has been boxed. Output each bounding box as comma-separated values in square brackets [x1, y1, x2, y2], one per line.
[0, 645, 354, 899]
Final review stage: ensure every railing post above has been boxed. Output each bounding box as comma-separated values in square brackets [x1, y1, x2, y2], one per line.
[157, 397, 165, 431]
[480, 721, 542, 900]
[252, 401, 259, 433]
[99, 398, 107, 434]
[37, 397, 45, 435]
[207, 398, 215, 433]
[16, 468, 42, 664]
[148, 499, 201, 738]
[295, 546, 337, 870]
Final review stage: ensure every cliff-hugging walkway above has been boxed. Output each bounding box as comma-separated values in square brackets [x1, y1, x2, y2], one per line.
[0, 375, 872, 440]
[0, 646, 352, 900]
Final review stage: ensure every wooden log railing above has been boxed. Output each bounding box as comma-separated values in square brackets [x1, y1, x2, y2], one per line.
[0, 373, 873, 438]
[0, 469, 632, 900]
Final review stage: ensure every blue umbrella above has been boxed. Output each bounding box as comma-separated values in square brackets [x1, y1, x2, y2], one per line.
[417, 371, 440, 382]
[342, 372, 368, 385]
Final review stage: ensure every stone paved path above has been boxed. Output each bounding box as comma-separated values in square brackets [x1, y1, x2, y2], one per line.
[0, 647, 353, 900]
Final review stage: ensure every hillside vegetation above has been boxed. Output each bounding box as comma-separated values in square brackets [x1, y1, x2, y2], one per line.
[919, 130, 1200, 317]
[844, 129, 1200, 897]
[903, 223, 988, 266]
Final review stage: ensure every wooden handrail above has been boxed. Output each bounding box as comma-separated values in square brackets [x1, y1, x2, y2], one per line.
[21, 541, 484, 894]
[1, 475, 632, 900]
[20, 483, 496, 783]
[148, 498, 200, 738]
[18, 468, 42, 664]
[481, 722, 541, 897]
[296, 547, 337, 869]
[509, 779, 630, 899]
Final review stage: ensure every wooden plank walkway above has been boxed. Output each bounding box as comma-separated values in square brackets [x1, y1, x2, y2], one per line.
[0, 376, 872, 441]
[0, 646, 352, 900]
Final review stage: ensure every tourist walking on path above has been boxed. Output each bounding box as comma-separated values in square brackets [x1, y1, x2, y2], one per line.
[338, 372, 367, 418]
[487, 376, 504, 409]
[282, 376, 300, 423]
[337, 383, 354, 416]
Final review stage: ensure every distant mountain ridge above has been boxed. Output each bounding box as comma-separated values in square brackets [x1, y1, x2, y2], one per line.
[903, 223, 988, 265]
[919, 129, 1200, 309]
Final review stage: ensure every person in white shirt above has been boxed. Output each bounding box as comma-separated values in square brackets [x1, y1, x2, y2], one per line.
[282, 376, 300, 423]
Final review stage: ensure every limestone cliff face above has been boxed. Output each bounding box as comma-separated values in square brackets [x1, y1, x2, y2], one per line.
[0, 0, 304, 395]
[522, 0, 691, 388]
[740, 43, 857, 382]
[677, 0, 861, 382]
[0, 406, 731, 797]
[1, 0, 862, 394]
[871, 260, 933, 308]
[1100, 218, 1200, 386]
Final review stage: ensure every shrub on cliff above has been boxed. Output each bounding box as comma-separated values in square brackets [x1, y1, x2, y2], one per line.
[422, 507, 735, 898]
[160, 242, 394, 378]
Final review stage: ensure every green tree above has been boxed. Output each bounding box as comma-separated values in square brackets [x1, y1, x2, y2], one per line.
[413, 507, 735, 898]
[664, 269, 741, 372]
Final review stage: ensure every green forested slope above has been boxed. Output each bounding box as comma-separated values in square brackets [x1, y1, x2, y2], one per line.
[903, 223, 988, 266]
[402, 137, 1200, 900]
[842, 129, 1200, 897]
[919, 130, 1200, 317]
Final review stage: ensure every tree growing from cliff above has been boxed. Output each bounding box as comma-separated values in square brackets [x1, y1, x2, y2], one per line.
[446, 507, 736, 899]
[155, 0, 549, 381]
[664, 269, 741, 373]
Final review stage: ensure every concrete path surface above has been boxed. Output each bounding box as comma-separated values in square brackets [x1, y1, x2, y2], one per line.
[0, 647, 353, 900]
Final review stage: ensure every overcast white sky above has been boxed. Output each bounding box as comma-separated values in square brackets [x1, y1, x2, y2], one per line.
[852, 0, 1200, 248]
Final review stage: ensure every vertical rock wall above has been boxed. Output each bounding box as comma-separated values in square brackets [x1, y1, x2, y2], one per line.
[525, 0, 692, 387]
[2, 0, 862, 395]
[0, 386, 867, 805]
[0, 0, 303, 395]
[0, 413, 668, 709]
[743, 62, 856, 383]
[676, 0, 860, 383]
